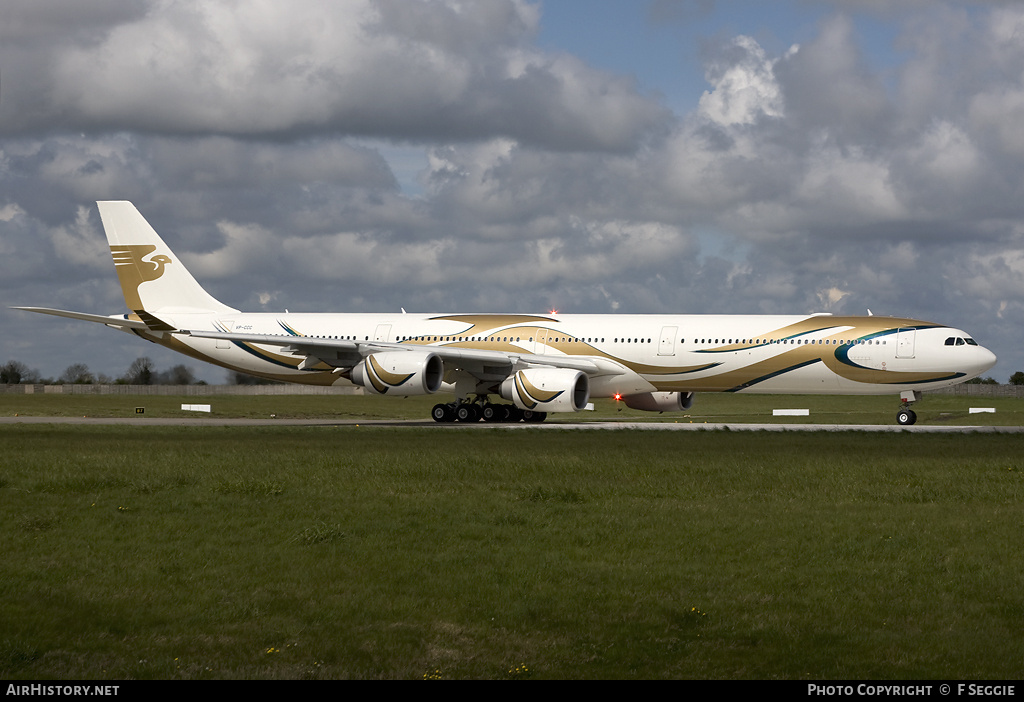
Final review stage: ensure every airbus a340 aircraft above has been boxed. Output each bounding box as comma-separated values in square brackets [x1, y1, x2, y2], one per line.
[17, 202, 997, 425]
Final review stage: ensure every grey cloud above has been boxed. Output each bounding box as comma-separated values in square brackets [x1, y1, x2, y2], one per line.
[4, 0, 670, 151]
[773, 15, 894, 146]
[145, 138, 397, 195]
[0, 0, 151, 43]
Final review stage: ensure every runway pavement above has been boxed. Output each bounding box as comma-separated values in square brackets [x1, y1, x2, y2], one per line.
[2, 415, 1022, 432]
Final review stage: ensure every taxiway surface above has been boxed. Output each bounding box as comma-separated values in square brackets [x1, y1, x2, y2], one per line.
[2, 416, 1021, 433]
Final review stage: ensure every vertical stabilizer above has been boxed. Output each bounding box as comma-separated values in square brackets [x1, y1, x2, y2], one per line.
[97, 201, 237, 315]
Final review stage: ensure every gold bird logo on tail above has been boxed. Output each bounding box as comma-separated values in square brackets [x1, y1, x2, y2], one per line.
[110, 245, 173, 310]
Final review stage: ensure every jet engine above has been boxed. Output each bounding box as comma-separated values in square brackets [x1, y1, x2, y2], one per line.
[351, 352, 444, 395]
[499, 368, 590, 412]
[621, 391, 694, 412]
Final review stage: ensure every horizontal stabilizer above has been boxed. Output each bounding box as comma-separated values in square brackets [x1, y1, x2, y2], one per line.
[12, 306, 151, 330]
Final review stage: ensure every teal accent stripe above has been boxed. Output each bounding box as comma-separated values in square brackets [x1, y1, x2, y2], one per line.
[726, 359, 822, 392]
[278, 320, 302, 336]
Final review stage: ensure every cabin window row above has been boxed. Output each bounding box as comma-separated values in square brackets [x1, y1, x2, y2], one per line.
[693, 338, 886, 346]
[276, 333, 887, 347]
[393, 336, 611, 344]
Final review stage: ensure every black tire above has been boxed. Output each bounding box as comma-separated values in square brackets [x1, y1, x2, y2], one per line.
[431, 404, 455, 423]
[896, 409, 917, 426]
[455, 404, 480, 422]
[522, 410, 547, 423]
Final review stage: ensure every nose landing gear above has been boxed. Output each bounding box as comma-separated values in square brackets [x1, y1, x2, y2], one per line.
[896, 390, 921, 426]
[896, 407, 917, 425]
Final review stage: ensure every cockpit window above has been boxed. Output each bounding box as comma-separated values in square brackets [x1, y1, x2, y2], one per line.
[945, 336, 977, 347]
[945, 337, 955, 346]
[965, 338, 978, 346]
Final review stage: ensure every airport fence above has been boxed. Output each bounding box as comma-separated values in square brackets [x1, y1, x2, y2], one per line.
[0, 384, 365, 396]
[0, 383, 1020, 398]
[930, 383, 1024, 398]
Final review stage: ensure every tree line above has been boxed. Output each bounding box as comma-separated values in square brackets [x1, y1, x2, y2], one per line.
[0, 358, 282, 386]
[3, 357, 1023, 387]
[971, 373, 1024, 386]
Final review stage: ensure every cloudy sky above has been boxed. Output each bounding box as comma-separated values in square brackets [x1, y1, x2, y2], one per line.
[2, 0, 1023, 384]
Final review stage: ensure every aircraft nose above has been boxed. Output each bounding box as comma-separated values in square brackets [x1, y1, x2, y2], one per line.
[976, 346, 998, 375]
[962, 345, 995, 378]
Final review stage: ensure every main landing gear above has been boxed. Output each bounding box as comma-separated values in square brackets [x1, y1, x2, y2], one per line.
[431, 399, 547, 424]
[896, 390, 922, 426]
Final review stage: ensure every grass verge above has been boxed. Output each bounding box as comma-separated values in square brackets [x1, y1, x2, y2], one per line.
[2, 425, 1023, 679]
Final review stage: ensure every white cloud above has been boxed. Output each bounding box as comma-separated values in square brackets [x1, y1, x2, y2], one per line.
[29, 0, 668, 151]
[697, 35, 793, 126]
[794, 144, 905, 224]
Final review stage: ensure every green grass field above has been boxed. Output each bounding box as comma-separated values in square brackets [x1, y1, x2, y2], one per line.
[2, 414, 1024, 679]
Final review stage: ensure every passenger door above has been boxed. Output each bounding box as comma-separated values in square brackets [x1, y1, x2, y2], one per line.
[374, 324, 392, 343]
[896, 328, 916, 359]
[658, 326, 678, 356]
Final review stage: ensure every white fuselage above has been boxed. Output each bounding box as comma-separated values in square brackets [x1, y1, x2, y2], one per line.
[139, 310, 997, 399]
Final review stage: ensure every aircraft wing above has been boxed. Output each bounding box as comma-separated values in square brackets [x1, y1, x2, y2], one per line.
[184, 329, 621, 379]
[13, 307, 152, 331]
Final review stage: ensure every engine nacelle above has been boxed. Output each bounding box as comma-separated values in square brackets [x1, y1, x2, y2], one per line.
[351, 352, 444, 396]
[621, 391, 694, 412]
[499, 368, 590, 412]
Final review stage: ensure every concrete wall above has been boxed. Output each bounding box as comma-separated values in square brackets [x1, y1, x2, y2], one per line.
[1, 382, 1019, 397]
[930, 384, 1024, 398]
[0, 384, 365, 396]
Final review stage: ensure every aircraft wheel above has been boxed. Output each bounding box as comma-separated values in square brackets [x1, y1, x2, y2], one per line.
[482, 404, 503, 423]
[432, 403, 455, 423]
[896, 409, 917, 426]
[455, 404, 480, 422]
[522, 410, 547, 423]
